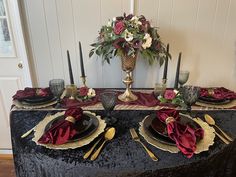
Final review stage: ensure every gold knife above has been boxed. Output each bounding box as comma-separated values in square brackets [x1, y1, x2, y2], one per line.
[130, 128, 158, 161]
[214, 131, 230, 144]
[83, 137, 103, 159]
[21, 113, 51, 138]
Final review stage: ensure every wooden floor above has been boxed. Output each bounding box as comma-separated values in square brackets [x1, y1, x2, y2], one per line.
[0, 158, 16, 177]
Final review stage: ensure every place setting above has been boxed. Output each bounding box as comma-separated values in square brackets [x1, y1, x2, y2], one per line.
[12, 87, 59, 109]
[19, 107, 107, 156]
[136, 108, 215, 159]
[196, 87, 236, 109]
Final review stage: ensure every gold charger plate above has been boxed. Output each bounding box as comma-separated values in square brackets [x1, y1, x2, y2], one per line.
[13, 99, 57, 109]
[32, 111, 106, 149]
[139, 113, 215, 154]
[196, 99, 236, 109]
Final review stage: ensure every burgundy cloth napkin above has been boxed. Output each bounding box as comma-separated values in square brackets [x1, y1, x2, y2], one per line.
[12, 87, 51, 100]
[200, 87, 236, 100]
[61, 89, 159, 108]
[156, 108, 204, 158]
[38, 107, 83, 145]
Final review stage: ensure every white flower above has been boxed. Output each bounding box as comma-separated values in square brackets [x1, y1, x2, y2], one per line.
[124, 29, 133, 42]
[142, 33, 152, 49]
[131, 16, 142, 25]
[112, 17, 116, 21]
[107, 20, 112, 27]
[87, 88, 96, 97]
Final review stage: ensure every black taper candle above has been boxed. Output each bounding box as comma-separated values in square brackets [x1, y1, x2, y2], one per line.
[79, 41, 85, 77]
[163, 43, 169, 80]
[67, 50, 74, 84]
[174, 52, 182, 89]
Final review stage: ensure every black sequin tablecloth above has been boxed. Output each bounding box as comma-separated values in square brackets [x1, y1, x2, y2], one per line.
[10, 110, 236, 177]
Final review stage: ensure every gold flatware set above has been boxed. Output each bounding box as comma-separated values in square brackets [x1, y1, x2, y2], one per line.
[84, 127, 116, 161]
[204, 114, 233, 144]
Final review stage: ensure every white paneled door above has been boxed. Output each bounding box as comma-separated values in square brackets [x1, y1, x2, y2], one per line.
[0, 0, 31, 149]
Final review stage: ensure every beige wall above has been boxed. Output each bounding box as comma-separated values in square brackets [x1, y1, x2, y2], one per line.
[21, 0, 236, 90]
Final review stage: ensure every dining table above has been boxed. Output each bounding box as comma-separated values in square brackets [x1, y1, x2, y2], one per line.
[10, 105, 236, 177]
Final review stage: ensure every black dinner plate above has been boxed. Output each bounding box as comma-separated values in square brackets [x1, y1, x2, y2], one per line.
[151, 114, 201, 138]
[44, 112, 99, 142]
[144, 114, 202, 146]
[20, 97, 57, 106]
[198, 96, 231, 105]
[143, 114, 175, 146]
[20, 95, 54, 104]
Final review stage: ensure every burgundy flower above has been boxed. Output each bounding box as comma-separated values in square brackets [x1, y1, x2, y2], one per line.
[140, 21, 150, 32]
[125, 14, 134, 20]
[152, 40, 161, 50]
[37, 88, 51, 97]
[113, 21, 125, 35]
[113, 38, 125, 49]
[138, 16, 150, 32]
[164, 90, 176, 100]
[132, 39, 142, 49]
[123, 42, 131, 54]
[79, 87, 89, 97]
[139, 15, 147, 22]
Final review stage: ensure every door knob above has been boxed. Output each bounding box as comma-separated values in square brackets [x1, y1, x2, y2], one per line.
[18, 62, 23, 69]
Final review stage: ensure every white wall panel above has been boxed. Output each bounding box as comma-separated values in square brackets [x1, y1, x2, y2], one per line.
[22, 0, 236, 90]
[24, 0, 53, 86]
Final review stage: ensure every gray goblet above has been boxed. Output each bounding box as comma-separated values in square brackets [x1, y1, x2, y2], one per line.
[49, 79, 65, 108]
[100, 91, 117, 125]
[181, 85, 200, 114]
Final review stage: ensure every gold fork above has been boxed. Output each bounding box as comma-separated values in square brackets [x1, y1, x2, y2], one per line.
[130, 128, 158, 161]
[21, 113, 51, 138]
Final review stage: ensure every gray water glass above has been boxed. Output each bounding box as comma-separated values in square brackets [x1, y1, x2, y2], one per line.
[49, 79, 65, 108]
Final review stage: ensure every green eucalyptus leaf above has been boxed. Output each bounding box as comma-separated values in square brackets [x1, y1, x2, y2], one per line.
[159, 97, 167, 103]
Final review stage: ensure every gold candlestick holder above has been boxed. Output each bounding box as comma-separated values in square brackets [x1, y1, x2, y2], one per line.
[80, 76, 87, 87]
[66, 84, 77, 99]
[154, 79, 167, 98]
[162, 78, 167, 85]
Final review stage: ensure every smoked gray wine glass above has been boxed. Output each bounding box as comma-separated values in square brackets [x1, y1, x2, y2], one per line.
[178, 71, 190, 87]
[181, 85, 200, 114]
[100, 91, 117, 125]
[49, 79, 65, 108]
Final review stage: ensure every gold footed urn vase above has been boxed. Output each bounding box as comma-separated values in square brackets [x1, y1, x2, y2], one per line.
[118, 55, 138, 102]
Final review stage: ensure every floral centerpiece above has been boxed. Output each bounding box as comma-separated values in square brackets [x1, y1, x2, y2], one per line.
[89, 13, 167, 65]
[77, 87, 96, 101]
[90, 13, 168, 102]
[158, 89, 185, 107]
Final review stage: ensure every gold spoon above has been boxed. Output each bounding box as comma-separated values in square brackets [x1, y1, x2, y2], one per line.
[90, 127, 116, 160]
[204, 114, 233, 142]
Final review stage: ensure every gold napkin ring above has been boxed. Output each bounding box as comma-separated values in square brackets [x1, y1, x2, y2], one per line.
[165, 117, 175, 124]
[36, 89, 40, 96]
[65, 116, 76, 124]
[208, 89, 215, 96]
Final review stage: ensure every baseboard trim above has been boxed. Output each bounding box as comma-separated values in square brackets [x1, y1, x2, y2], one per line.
[0, 149, 13, 159]
[0, 154, 13, 159]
